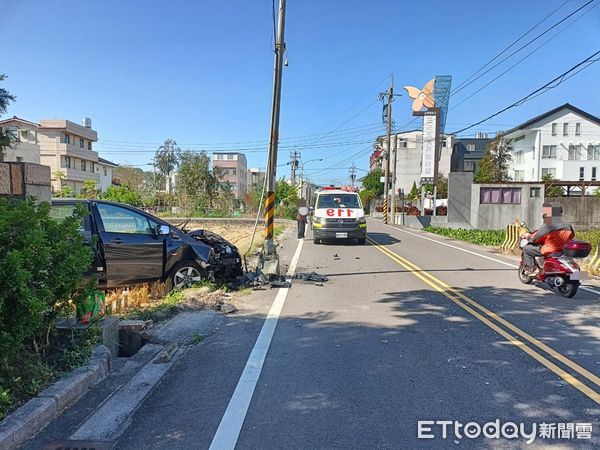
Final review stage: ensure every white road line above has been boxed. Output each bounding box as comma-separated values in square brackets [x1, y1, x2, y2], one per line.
[209, 240, 304, 450]
[374, 220, 600, 295]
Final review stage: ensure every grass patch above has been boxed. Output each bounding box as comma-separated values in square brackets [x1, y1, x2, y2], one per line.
[124, 289, 184, 322]
[425, 227, 505, 247]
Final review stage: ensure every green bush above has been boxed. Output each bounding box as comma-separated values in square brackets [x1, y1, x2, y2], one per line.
[0, 199, 95, 418]
[425, 227, 506, 246]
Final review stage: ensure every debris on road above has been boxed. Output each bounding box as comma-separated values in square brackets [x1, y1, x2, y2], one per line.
[294, 272, 329, 283]
[218, 302, 238, 314]
[154, 342, 179, 363]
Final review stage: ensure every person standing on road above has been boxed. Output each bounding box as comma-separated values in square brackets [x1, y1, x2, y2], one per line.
[297, 205, 308, 239]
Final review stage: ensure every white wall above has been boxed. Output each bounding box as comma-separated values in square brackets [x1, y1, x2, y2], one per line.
[99, 164, 114, 192]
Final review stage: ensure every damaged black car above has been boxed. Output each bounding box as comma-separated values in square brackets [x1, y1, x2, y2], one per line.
[49, 199, 243, 290]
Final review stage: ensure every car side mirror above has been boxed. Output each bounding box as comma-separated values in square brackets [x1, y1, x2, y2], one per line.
[157, 224, 170, 235]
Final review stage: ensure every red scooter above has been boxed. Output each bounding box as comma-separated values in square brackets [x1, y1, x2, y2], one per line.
[518, 223, 591, 298]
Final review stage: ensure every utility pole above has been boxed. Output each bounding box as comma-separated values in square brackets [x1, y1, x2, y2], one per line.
[290, 150, 300, 185]
[349, 163, 357, 187]
[381, 75, 393, 224]
[264, 0, 286, 259]
[390, 134, 397, 224]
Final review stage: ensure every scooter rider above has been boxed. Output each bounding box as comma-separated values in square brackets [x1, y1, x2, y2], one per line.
[522, 204, 574, 276]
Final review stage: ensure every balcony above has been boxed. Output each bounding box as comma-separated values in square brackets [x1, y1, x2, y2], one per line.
[56, 167, 100, 183]
[54, 143, 99, 162]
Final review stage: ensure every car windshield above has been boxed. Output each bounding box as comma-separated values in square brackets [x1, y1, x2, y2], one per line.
[317, 194, 361, 209]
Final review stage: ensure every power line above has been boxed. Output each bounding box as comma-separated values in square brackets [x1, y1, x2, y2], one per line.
[451, 50, 600, 135]
[452, 0, 571, 94]
[450, 0, 600, 110]
[451, 0, 597, 98]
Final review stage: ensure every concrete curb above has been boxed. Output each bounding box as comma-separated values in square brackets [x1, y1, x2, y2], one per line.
[0, 345, 111, 450]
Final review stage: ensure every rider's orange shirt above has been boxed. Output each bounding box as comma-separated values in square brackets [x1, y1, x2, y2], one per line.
[539, 230, 574, 255]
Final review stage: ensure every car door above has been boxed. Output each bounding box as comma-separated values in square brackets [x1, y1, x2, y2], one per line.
[94, 202, 165, 287]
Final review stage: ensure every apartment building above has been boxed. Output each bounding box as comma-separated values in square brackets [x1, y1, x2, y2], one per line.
[0, 116, 41, 163]
[374, 129, 453, 194]
[212, 152, 248, 198]
[0, 116, 118, 194]
[505, 104, 600, 182]
[247, 167, 266, 190]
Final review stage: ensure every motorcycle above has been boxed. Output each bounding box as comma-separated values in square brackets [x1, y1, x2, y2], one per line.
[517, 223, 591, 298]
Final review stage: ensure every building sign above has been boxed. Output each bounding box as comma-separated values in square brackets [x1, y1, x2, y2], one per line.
[421, 112, 436, 184]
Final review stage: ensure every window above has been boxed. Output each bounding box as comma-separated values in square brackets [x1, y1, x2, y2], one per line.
[80, 137, 84, 148]
[81, 160, 86, 171]
[64, 156, 71, 169]
[399, 138, 408, 148]
[103, 167, 108, 176]
[464, 160, 475, 172]
[480, 188, 521, 204]
[579, 167, 585, 181]
[592, 167, 597, 181]
[551, 123, 557, 136]
[441, 138, 447, 148]
[542, 145, 556, 159]
[587, 145, 600, 161]
[227, 154, 234, 160]
[514, 170, 524, 181]
[64, 133, 71, 144]
[568, 144, 583, 160]
[317, 193, 361, 208]
[467, 144, 475, 151]
[514, 135, 525, 142]
[88, 141, 92, 150]
[514, 151, 524, 164]
[575, 123, 581, 136]
[97, 204, 156, 234]
[530, 187, 541, 198]
[541, 168, 556, 178]
[563, 123, 568, 136]
[232, 168, 237, 175]
[16, 156, 23, 162]
[19, 130, 28, 141]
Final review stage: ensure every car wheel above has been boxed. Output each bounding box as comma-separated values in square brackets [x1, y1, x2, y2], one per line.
[170, 260, 205, 290]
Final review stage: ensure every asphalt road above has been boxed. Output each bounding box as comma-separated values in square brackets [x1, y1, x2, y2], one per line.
[42, 219, 600, 449]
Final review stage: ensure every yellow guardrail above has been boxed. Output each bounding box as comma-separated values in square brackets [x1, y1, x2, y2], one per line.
[584, 241, 600, 275]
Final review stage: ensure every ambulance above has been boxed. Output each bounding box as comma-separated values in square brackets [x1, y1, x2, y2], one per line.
[311, 187, 367, 245]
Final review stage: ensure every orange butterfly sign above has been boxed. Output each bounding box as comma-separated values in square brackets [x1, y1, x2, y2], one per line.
[404, 78, 435, 112]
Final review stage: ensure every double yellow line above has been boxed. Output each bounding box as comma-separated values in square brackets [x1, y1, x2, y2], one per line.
[367, 236, 600, 405]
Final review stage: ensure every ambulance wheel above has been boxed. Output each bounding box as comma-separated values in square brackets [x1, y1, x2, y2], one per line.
[314, 238, 321, 244]
[357, 238, 366, 245]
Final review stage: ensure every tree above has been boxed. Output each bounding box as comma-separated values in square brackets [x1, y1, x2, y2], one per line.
[474, 136, 513, 183]
[176, 150, 221, 213]
[154, 139, 180, 193]
[52, 171, 73, 198]
[409, 181, 419, 200]
[543, 173, 565, 197]
[0, 74, 16, 162]
[81, 179, 99, 199]
[361, 169, 384, 197]
[423, 174, 448, 198]
[275, 178, 299, 219]
[101, 185, 143, 206]
[114, 166, 145, 191]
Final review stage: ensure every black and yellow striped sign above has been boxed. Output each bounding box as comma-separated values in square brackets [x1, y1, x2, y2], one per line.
[264, 191, 276, 240]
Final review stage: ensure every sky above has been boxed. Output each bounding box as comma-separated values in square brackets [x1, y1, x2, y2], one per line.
[1, 0, 599, 185]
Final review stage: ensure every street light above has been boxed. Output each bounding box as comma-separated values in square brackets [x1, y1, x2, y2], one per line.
[299, 158, 323, 203]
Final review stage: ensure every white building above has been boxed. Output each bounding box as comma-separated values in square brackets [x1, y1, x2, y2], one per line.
[505, 104, 600, 182]
[98, 157, 118, 192]
[0, 116, 41, 163]
[375, 129, 453, 195]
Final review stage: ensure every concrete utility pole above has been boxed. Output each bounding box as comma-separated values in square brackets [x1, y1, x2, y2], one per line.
[290, 150, 300, 185]
[264, 0, 286, 259]
[349, 163, 357, 187]
[390, 134, 397, 224]
[382, 75, 393, 224]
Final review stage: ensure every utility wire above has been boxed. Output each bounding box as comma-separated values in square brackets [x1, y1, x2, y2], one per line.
[451, 0, 596, 97]
[451, 50, 600, 135]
